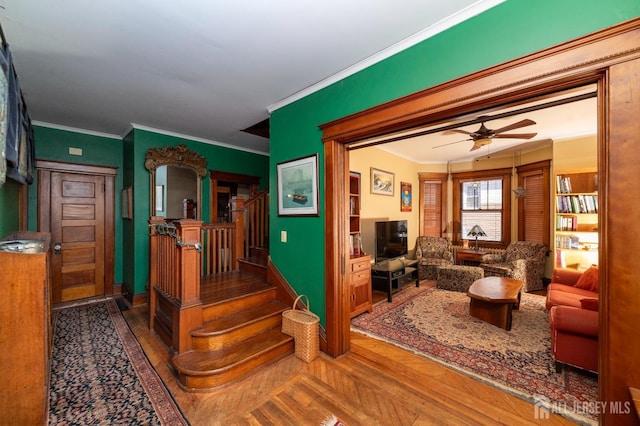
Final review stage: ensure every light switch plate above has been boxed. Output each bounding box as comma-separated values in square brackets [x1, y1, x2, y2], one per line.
[280, 231, 287, 243]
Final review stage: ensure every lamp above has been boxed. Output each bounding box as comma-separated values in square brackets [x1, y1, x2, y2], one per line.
[467, 225, 487, 250]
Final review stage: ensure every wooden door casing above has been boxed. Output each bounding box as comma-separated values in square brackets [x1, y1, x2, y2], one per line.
[37, 160, 116, 303]
[320, 19, 640, 425]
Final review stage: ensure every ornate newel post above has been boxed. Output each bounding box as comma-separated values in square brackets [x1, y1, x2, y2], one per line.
[173, 219, 204, 353]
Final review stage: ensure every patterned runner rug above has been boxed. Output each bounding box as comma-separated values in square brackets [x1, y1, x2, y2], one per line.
[48, 299, 189, 425]
[352, 286, 597, 424]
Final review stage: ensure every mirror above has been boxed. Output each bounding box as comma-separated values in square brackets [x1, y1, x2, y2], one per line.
[145, 144, 207, 220]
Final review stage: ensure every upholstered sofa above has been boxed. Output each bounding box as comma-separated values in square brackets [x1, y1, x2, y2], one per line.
[415, 236, 453, 280]
[546, 267, 599, 373]
[480, 241, 548, 292]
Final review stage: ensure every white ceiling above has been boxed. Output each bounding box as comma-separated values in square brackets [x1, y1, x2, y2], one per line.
[0, 0, 596, 162]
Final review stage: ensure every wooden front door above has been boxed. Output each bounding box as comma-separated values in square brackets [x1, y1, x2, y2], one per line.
[37, 160, 115, 304]
[51, 172, 105, 302]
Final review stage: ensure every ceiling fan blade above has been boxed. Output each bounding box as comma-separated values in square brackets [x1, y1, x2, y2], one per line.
[432, 138, 471, 149]
[442, 129, 473, 135]
[492, 132, 538, 140]
[492, 119, 536, 134]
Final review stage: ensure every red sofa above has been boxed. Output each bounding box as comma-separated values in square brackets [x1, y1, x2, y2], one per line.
[546, 267, 599, 373]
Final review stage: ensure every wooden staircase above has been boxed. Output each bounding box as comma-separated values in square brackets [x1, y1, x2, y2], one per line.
[171, 246, 295, 390]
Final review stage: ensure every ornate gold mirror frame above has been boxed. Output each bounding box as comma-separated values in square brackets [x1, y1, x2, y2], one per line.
[144, 144, 208, 219]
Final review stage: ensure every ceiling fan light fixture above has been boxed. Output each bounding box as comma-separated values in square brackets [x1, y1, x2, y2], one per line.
[470, 137, 493, 151]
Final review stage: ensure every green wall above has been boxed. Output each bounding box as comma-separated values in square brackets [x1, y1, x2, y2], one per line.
[269, 0, 640, 325]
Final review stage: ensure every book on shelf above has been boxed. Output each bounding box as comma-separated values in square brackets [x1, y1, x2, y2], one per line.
[350, 233, 362, 256]
[556, 215, 577, 231]
[556, 234, 580, 249]
[556, 175, 573, 194]
[556, 194, 598, 214]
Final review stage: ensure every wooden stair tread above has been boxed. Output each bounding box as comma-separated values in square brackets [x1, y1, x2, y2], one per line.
[173, 328, 293, 375]
[195, 300, 289, 335]
[200, 272, 273, 305]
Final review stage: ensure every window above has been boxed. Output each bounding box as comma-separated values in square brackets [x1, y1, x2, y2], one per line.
[452, 168, 511, 248]
[461, 179, 503, 241]
[418, 173, 447, 237]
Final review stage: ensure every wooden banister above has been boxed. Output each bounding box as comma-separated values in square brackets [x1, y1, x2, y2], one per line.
[201, 217, 243, 275]
[240, 191, 268, 257]
[148, 217, 203, 353]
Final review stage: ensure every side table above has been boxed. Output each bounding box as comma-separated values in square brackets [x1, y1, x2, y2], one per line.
[456, 249, 487, 266]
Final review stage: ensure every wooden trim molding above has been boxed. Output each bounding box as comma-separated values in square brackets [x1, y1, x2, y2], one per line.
[36, 159, 117, 299]
[321, 18, 640, 424]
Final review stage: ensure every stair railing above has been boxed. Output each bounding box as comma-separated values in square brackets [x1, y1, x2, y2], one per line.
[201, 215, 244, 275]
[148, 217, 203, 353]
[238, 191, 268, 258]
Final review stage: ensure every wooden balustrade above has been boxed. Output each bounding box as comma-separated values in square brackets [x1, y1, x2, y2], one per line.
[242, 191, 268, 257]
[201, 216, 244, 275]
[147, 192, 267, 352]
[148, 217, 203, 353]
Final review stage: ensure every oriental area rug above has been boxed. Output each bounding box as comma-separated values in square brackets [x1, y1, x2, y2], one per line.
[351, 286, 598, 425]
[48, 299, 189, 425]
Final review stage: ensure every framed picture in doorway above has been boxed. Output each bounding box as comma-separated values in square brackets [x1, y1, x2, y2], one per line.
[400, 182, 412, 212]
[370, 167, 394, 196]
[276, 154, 319, 216]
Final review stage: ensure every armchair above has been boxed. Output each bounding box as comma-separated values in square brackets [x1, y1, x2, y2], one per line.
[480, 241, 548, 292]
[549, 304, 598, 373]
[415, 236, 453, 280]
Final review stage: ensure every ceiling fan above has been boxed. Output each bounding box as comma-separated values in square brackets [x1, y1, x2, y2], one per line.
[434, 118, 537, 151]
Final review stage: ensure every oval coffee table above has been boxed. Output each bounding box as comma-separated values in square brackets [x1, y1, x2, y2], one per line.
[467, 276, 523, 331]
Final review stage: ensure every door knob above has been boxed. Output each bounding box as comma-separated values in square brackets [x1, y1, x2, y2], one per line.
[54, 242, 62, 254]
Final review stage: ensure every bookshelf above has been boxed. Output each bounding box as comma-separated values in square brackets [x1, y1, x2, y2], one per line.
[348, 171, 371, 317]
[349, 171, 363, 257]
[554, 170, 598, 270]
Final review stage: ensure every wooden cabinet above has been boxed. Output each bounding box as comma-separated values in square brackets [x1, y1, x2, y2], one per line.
[554, 170, 598, 270]
[349, 255, 372, 317]
[0, 232, 52, 425]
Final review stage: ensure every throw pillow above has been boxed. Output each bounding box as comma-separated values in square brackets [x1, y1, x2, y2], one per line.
[574, 265, 598, 292]
[580, 298, 599, 311]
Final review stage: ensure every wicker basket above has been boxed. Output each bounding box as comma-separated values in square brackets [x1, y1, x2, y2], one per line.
[282, 295, 320, 362]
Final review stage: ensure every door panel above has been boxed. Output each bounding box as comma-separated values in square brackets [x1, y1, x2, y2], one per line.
[51, 172, 105, 303]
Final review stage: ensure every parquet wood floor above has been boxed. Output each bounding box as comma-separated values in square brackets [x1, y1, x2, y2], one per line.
[123, 299, 575, 425]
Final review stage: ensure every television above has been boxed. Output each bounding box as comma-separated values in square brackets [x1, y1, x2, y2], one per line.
[375, 220, 408, 262]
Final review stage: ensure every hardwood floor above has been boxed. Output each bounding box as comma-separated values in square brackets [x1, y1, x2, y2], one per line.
[123, 294, 574, 425]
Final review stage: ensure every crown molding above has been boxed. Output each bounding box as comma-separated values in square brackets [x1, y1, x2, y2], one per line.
[129, 123, 270, 156]
[32, 121, 121, 140]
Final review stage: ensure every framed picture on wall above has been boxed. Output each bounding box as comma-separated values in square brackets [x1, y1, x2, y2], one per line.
[401, 182, 412, 211]
[370, 167, 394, 196]
[276, 154, 319, 216]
